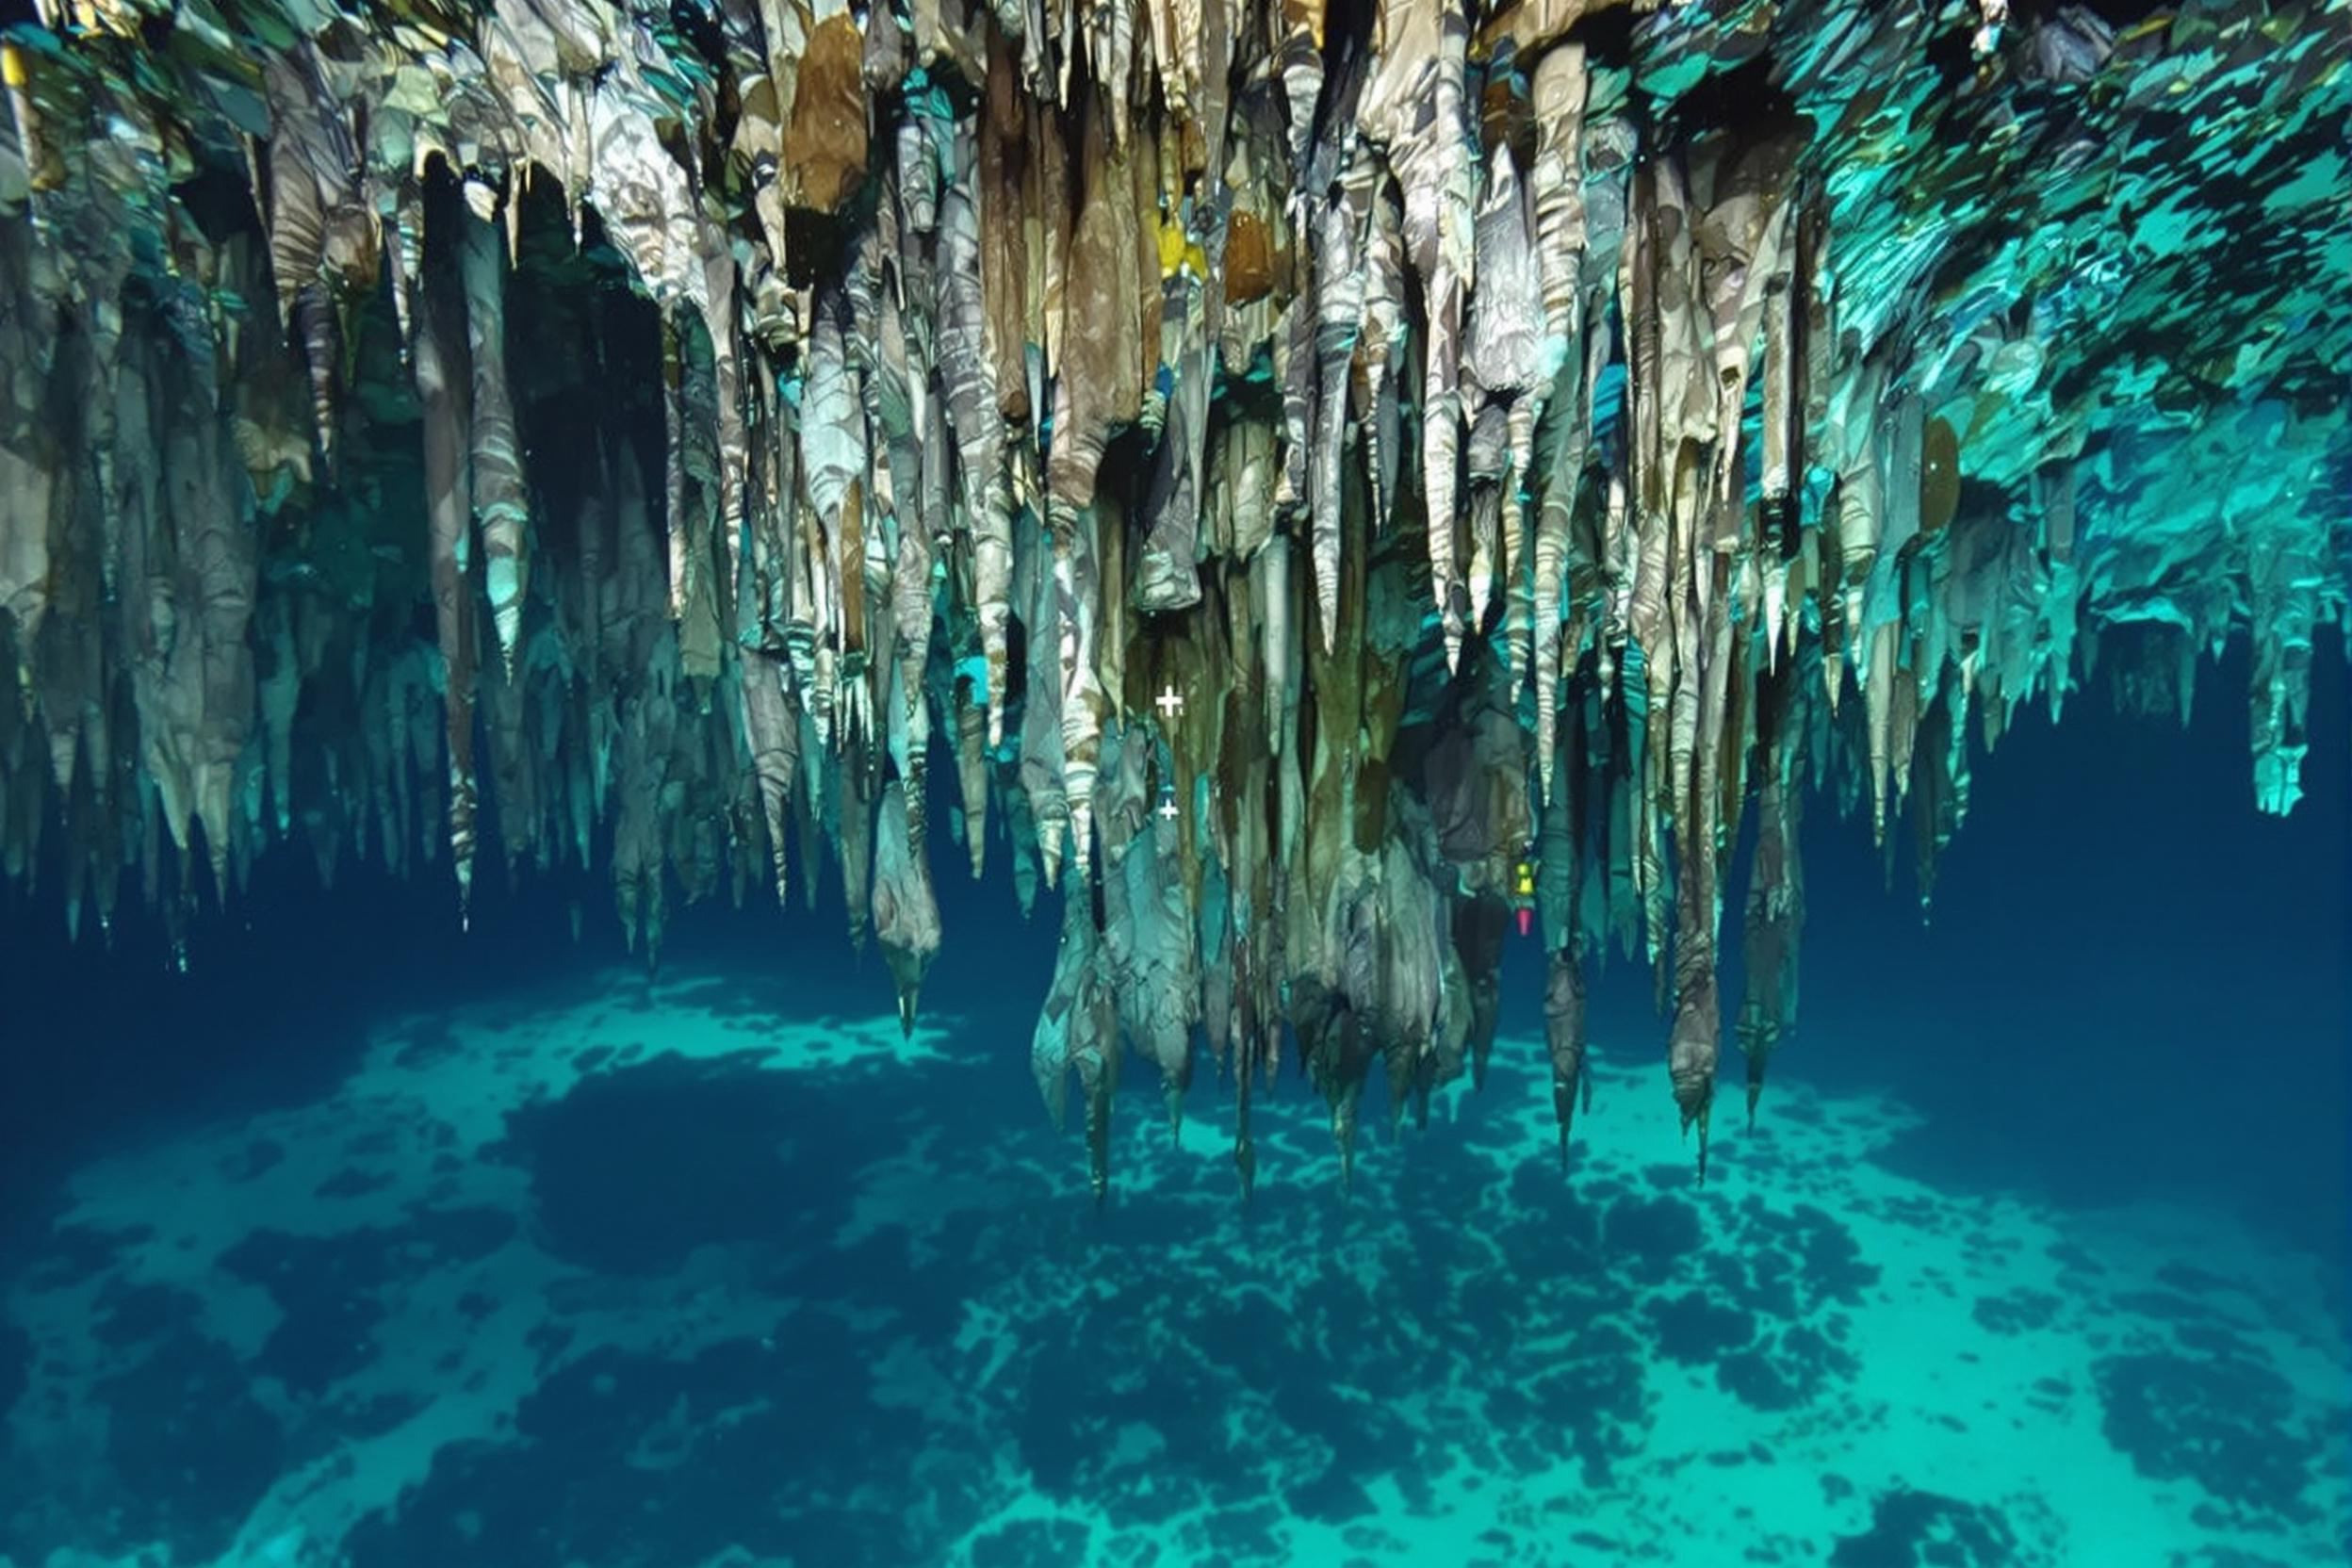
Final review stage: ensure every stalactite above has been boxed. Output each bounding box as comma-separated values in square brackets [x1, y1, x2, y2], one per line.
[460, 203, 529, 682]
[413, 230, 479, 923]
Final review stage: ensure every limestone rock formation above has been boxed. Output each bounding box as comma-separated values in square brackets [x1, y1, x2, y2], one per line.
[0, 0, 2343, 1185]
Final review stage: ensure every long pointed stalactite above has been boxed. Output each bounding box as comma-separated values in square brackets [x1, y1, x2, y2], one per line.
[0, 0, 2345, 1191]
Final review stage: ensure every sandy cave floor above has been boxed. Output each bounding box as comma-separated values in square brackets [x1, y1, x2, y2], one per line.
[1, 965, 2346, 1568]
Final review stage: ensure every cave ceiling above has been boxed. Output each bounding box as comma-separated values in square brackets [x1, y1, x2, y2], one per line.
[0, 0, 2344, 1189]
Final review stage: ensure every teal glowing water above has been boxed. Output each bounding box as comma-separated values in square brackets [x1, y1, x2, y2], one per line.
[0, 657, 2344, 1568]
[0, 970, 2344, 1568]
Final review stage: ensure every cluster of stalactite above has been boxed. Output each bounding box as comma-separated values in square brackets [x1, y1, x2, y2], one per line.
[0, 0, 2344, 1190]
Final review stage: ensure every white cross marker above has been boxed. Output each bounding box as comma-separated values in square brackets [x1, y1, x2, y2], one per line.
[1155, 683, 1184, 721]
[1157, 792, 1179, 822]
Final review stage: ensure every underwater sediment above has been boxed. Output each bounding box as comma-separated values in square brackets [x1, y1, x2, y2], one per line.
[0, 0, 2344, 1190]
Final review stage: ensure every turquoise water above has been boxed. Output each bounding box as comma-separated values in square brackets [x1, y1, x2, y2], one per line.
[0, 657, 2345, 1568]
[1, 972, 2344, 1567]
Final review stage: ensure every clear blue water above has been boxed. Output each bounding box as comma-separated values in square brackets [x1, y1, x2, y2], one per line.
[0, 642, 2344, 1567]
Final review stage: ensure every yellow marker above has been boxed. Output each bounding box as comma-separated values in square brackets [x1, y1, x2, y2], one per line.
[1157, 218, 1206, 281]
[3, 40, 49, 201]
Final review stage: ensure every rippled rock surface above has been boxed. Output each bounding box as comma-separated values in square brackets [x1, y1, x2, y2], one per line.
[1, 975, 2344, 1566]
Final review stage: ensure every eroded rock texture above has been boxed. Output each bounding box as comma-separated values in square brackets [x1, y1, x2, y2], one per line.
[0, 0, 2344, 1183]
